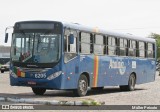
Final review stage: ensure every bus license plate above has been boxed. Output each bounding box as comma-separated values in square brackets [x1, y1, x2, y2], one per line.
[28, 81, 36, 85]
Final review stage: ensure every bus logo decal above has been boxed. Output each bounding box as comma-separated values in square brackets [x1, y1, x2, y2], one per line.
[132, 61, 136, 68]
[13, 67, 26, 77]
[109, 60, 126, 75]
[93, 56, 99, 87]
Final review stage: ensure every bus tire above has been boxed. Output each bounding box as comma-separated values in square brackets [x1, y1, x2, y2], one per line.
[1, 71, 4, 73]
[32, 88, 46, 95]
[73, 75, 88, 97]
[120, 74, 136, 91]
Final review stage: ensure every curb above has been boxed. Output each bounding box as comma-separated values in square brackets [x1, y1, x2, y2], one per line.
[0, 96, 105, 106]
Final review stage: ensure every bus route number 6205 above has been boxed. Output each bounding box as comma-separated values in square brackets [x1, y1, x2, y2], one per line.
[35, 73, 46, 79]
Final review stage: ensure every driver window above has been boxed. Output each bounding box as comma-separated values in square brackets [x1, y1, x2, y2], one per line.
[64, 29, 77, 63]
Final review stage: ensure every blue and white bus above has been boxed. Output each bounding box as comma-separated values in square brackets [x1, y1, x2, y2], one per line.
[5, 21, 156, 96]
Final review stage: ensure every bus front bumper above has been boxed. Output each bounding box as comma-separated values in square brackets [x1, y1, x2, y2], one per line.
[10, 76, 62, 89]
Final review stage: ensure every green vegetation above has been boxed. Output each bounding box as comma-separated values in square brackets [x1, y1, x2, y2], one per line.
[82, 99, 104, 105]
[149, 33, 160, 59]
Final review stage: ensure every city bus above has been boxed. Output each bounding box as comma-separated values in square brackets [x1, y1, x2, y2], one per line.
[5, 21, 156, 97]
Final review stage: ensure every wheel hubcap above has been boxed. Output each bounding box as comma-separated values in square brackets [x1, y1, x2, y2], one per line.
[79, 80, 87, 95]
[130, 76, 135, 89]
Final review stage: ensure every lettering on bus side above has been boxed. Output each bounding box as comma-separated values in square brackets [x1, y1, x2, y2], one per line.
[109, 59, 126, 75]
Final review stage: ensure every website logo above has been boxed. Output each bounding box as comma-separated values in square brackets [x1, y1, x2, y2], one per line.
[2, 105, 9, 110]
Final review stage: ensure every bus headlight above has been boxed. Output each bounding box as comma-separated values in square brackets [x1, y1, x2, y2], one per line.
[10, 71, 18, 78]
[47, 71, 62, 80]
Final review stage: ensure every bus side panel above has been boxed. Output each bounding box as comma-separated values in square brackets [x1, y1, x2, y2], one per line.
[99, 56, 155, 86]
[99, 56, 108, 86]
[79, 55, 94, 88]
[61, 55, 156, 89]
[146, 59, 156, 82]
[92, 55, 104, 87]
[132, 58, 146, 84]
[61, 56, 80, 89]
[104, 56, 130, 86]
[136, 59, 156, 84]
[62, 55, 96, 89]
[77, 55, 100, 88]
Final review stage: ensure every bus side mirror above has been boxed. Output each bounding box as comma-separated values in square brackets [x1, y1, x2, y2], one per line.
[5, 33, 8, 43]
[4, 26, 14, 43]
[68, 34, 74, 44]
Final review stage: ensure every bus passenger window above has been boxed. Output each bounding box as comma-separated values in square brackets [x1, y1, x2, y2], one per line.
[139, 41, 145, 57]
[119, 38, 127, 56]
[64, 29, 77, 63]
[79, 32, 91, 54]
[108, 37, 117, 55]
[129, 40, 136, 57]
[94, 35, 104, 55]
[147, 43, 154, 58]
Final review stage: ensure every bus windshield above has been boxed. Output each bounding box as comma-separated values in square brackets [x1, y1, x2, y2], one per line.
[11, 33, 61, 63]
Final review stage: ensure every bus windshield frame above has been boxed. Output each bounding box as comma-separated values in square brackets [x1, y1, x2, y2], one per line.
[11, 21, 63, 68]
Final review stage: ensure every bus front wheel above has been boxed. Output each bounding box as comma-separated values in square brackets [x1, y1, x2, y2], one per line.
[73, 75, 88, 97]
[120, 74, 136, 91]
[32, 88, 46, 95]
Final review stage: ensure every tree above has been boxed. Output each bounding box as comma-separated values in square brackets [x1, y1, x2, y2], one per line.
[149, 33, 160, 59]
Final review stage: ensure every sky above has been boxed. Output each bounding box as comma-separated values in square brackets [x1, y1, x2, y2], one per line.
[0, 0, 160, 46]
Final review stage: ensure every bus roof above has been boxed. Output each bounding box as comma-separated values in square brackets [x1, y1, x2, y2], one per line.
[14, 20, 156, 43]
[62, 22, 156, 43]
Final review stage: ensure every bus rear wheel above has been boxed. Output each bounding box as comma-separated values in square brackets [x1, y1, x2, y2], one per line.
[120, 74, 136, 91]
[73, 75, 88, 97]
[32, 88, 46, 95]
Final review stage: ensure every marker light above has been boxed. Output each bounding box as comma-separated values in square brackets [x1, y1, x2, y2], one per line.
[47, 71, 62, 80]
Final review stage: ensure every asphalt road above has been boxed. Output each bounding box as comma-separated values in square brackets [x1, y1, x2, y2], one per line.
[0, 71, 160, 112]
